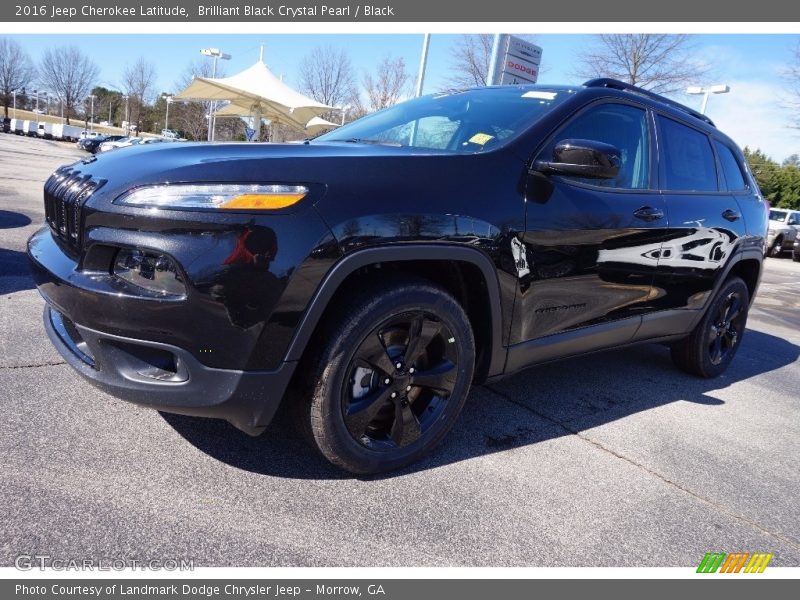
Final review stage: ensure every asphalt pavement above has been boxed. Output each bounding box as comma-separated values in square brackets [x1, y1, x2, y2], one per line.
[1, 133, 799, 567]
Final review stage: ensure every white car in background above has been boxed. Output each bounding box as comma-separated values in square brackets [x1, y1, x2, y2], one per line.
[98, 137, 171, 153]
[98, 137, 142, 152]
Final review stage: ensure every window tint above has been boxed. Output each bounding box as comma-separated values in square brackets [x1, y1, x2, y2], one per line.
[549, 103, 649, 189]
[659, 117, 718, 192]
[714, 141, 747, 191]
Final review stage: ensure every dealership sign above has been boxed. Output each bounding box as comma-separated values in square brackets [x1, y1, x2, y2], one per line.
[496, 36, 543, 85]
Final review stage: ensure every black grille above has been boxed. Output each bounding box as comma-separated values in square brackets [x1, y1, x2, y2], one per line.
[43, 167, 104, 255]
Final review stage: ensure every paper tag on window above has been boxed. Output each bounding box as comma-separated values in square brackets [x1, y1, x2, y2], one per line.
[469, 133, 495, 145]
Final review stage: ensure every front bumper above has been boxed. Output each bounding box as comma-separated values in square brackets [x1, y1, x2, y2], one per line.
[42, 305, 294, 435]
[29, 228, 297, 435]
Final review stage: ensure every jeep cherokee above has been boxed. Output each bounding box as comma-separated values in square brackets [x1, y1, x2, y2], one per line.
[28, 79, 769, 474]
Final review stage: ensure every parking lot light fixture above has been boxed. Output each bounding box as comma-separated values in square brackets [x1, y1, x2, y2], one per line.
[88, 95, 97, 132]
[122, 95, 129, 135]
[686, 84, 730, 114]
[163, 95, 174, 132]
[200, 47, 231, 142]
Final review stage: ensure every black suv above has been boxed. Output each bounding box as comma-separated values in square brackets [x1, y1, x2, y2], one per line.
[28, 79, 769, 474]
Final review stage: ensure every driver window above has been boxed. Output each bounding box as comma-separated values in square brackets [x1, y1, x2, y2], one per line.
[549, 103, 650, 189]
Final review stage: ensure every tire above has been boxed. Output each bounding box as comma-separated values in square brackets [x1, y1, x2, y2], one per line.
[793, 248, 800, 262]
[671, 276, 750, 378]
[294, 278, 475, 474]
[769, 237, 783, 257]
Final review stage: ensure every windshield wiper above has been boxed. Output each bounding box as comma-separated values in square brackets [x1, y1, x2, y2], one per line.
[332, 137, 403, 147]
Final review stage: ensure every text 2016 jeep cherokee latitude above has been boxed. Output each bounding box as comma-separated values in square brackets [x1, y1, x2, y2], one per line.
[28, 79, 769, 474]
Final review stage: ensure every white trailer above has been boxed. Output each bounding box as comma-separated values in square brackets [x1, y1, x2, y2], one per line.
[22, 120, 38, 136]
[10, 118, 23, 134]
[37, 122, 83, 142]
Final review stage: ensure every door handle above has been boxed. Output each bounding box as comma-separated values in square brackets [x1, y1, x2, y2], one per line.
[633, 206, 665, 222]
[722, 209, 741, 222]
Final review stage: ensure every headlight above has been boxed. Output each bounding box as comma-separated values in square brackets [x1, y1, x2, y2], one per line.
[114, 184, 308, 210]
[114, 249, 186, 297]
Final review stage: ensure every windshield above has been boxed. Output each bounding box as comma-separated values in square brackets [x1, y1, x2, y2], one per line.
[769, 209, 788, 222]
[316, 87, 571, 153]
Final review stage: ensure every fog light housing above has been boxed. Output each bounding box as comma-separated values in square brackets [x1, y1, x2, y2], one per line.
[114, 249, 186, 297]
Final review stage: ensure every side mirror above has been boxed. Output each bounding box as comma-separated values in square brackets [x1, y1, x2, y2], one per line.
[534, 139, 621, 180]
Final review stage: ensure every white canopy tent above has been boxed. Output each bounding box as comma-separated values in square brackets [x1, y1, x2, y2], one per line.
[175, 59, 333, 140]
[304, 116, 341, 135]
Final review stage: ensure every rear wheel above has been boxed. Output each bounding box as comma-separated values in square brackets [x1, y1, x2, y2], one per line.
[671, 276, 749, 378]
[295, 279, 475, 474]
[769, 237, 783, 257]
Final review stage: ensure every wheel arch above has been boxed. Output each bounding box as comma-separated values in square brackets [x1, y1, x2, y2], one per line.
[690, 247, 764, 331]
[283, 245, 508, 380]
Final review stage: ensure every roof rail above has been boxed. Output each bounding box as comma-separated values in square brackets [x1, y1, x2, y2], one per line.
[583, 78, 715, 127]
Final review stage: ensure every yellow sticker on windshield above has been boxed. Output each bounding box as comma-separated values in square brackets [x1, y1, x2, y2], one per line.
[468, 133, 495, 145]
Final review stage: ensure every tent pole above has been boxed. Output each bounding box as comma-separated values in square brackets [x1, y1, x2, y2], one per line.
[253, 105, 262, 142]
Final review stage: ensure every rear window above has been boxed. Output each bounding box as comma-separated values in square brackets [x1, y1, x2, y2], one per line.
[659, 117, 718, 192]
[714, 141, 747, 191]
[769, 210, 787, 222]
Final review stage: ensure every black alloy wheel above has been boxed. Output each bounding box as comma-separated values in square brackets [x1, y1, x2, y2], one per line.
[342, 312, 458, 450]
[295, 278, 475, 474]
[707, 289, 746, 366]
[671, 276, 750, 378]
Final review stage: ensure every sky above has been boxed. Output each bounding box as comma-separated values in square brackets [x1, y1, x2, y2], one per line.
[5, 33, 799, 161]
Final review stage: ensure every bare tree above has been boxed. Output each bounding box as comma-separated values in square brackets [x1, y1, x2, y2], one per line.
[446, 34, 494, 88]
[0, 38, 33, 118]
[38, 46, 98, 124]
[298, 45, 357, 115]
[574, 34, 709, 95]
[171, 60, 224, 141]
[123, 57, 157, 134]
[362, 56, 410, 112]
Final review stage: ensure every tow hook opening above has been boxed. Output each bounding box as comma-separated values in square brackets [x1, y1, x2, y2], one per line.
[102, 340, 188, 383]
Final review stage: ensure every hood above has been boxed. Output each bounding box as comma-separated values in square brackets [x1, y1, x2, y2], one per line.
[69, 141, 504, 204]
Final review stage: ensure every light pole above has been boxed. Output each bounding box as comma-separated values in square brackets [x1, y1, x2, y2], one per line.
[163, 95, 174, 132]
[12, 90, 19, 118]
[686, 84, 730, 115]
[88, 94, 96, 131]
[200, 47, 231, 141]
[122, 95, 129, 135]
[339, 104, 351, 126]
[415, 34, 431, 97]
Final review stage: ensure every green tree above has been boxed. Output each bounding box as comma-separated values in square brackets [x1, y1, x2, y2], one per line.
[743, 147, 800, 209]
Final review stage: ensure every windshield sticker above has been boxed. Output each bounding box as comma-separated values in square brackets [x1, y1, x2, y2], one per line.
[522, 91, 558, 100]
[469, 133, 495, 145]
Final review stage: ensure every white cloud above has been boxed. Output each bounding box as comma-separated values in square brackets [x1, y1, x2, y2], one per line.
[696, 79, 799, 162]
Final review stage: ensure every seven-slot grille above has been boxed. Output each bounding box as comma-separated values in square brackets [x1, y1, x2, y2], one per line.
[43, 167, 103, 255]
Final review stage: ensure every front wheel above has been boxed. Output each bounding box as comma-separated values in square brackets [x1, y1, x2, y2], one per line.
[671, 276, 750, 378]
[296, 279, 475, 474]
